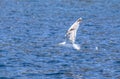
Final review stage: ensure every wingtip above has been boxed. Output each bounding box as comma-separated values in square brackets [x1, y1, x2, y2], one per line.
[77, 17, 82, 22]
[79, 17, 82, 20]
[58, 42, 66, 45]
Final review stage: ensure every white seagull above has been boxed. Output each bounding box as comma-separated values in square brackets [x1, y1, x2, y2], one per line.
[59, 18, 82, 50]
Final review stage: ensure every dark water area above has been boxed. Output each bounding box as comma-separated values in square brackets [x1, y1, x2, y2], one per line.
[0, 0, 120, 79]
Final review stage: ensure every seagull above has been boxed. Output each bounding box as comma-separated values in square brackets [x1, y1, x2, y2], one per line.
[59, 18, 82, 50]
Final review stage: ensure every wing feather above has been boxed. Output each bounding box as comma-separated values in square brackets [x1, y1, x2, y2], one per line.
[66, 18, 82, 44]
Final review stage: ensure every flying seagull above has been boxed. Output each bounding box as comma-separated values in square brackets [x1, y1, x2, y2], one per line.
[59, 18, 82, 50]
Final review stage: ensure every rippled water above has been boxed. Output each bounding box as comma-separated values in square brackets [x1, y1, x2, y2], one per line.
[0, 0, 120, 79]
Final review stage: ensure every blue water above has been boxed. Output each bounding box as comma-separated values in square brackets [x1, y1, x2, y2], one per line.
[0, 0, 120, 79]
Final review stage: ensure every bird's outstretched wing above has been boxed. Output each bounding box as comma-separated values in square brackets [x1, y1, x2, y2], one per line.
[66, 18, 82, 44]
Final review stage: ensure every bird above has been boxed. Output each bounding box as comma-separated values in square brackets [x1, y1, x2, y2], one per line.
[59, 18, 82, 50]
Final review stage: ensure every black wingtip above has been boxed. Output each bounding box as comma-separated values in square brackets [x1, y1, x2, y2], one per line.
[77, 18, 82, 22]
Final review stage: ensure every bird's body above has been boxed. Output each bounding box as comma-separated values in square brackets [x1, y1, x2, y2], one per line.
[59, 18, 82, 50]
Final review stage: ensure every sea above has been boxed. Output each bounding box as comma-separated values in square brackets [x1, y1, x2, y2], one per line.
[0, 0, 120, 79]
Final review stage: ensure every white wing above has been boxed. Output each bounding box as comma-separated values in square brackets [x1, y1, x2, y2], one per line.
[66, 18, 82, 44]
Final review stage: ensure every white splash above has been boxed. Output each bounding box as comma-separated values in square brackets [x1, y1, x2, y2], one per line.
[95, 46, 98, 50]
[59, 18, 82, 50]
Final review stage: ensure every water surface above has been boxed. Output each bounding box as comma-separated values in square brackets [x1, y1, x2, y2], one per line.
[0, 0, 120, 79]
